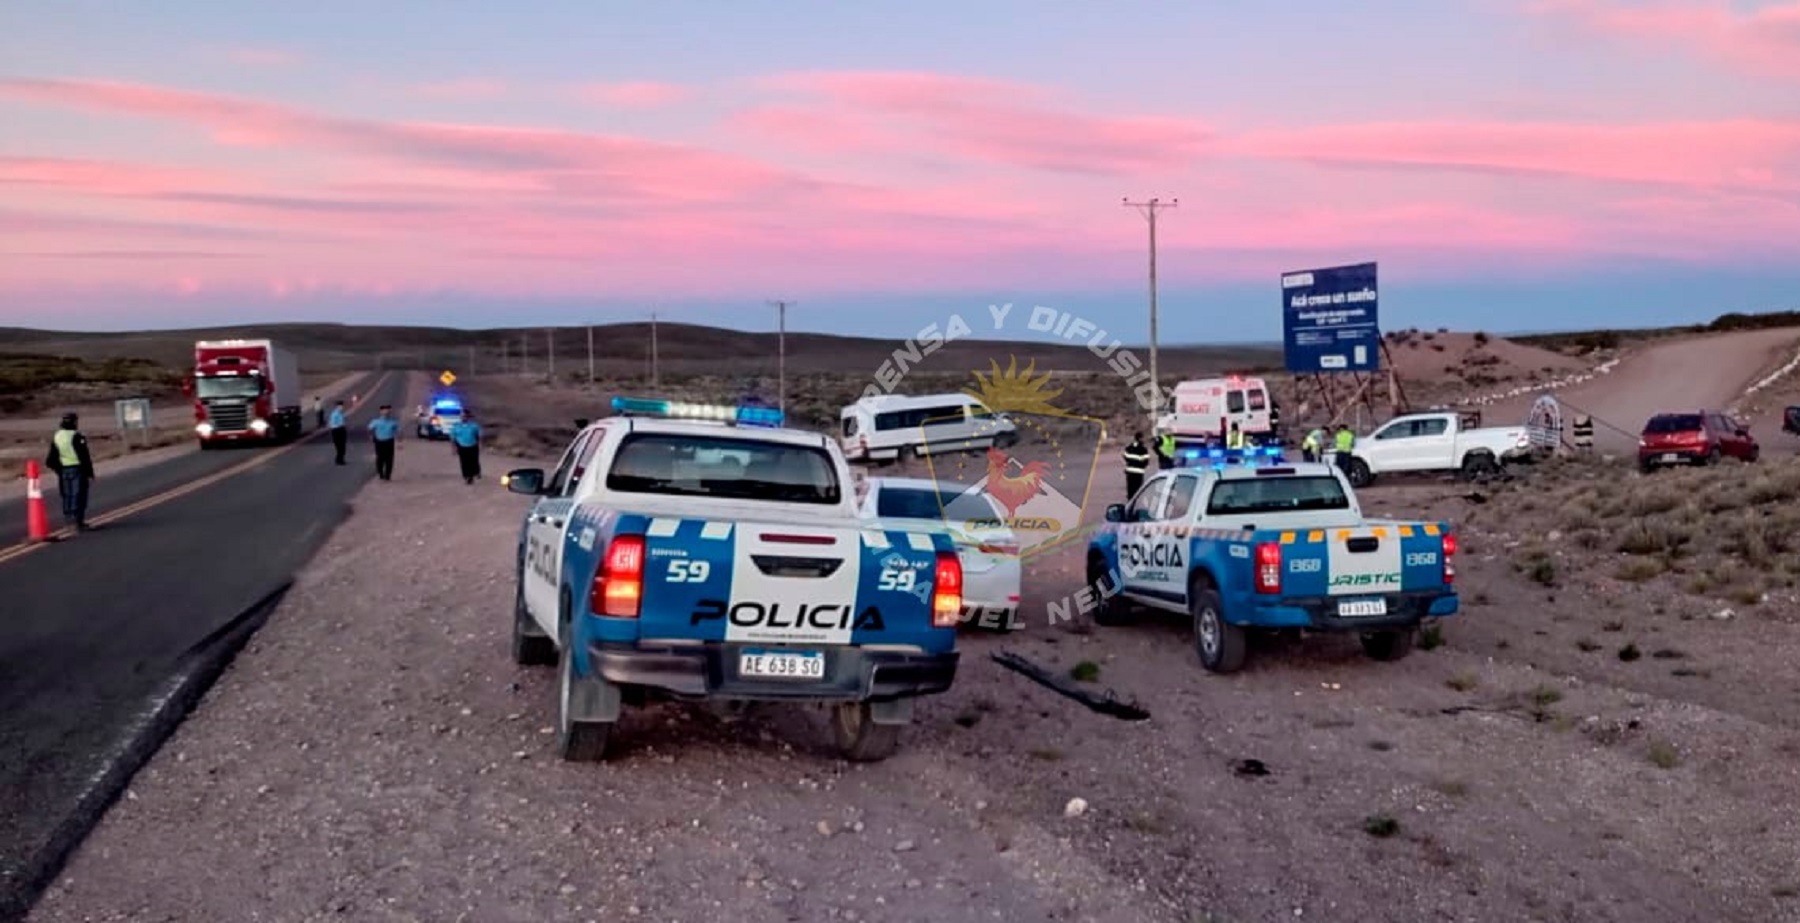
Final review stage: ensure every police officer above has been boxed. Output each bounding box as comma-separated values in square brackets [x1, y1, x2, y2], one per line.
[328, 400, 348, 465]
[1226, 422, 1246, 450]
[45, 412, 96, 532]
[1301, 427, 1326, 463]
[1122, 432, 1151, 499]
[368, 404, 401, 481]
[1156, 431, 1176, 469]
[1333, 423, 1356, 474]
[450, 410, 482, 484]
[1269, 400, 1282, 439]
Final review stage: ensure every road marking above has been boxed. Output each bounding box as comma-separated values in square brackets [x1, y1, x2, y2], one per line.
[0, 372, 392, 566]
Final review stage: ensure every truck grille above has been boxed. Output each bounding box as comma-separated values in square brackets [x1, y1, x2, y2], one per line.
[206, 402, 250, 432]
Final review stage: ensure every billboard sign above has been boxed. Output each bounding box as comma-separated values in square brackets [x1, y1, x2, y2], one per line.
[1280, 262, 1380, 373]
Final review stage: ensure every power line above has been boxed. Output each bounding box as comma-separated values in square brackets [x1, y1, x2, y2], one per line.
[1123, 197, 1177, 431]
[650, 310, 660, 388]
[768, 300, 795, 415]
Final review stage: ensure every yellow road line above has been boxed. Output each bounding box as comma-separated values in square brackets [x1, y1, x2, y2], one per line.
[0, 372, 391, 566]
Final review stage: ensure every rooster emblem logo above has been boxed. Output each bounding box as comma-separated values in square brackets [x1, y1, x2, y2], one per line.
[923, 356, 1105, 559]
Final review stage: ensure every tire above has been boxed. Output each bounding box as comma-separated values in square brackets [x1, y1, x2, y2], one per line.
[1460, 453, 1499, 481]
[995, 430, 1019, 449]
[1088, 553, 1132, 626]
[511, 578, 555, 666]
[1360, 629, 1416, 662]
[1703, 446, 1721, 466]
[555, 610, 614, 762]
[831, 702, 903, 762]
[1747, 445, 1760, 463]
[1190, 583, 1247, 674]
[1345, 457, 1373, 488]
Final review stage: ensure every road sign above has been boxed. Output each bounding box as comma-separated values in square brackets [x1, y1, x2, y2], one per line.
[113, 397, 153, 447]
[1280, 262, 1381, 373]
[439, 370, 457, 387]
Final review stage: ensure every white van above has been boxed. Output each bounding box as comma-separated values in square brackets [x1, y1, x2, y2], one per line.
[840, 393, 1018, 464]
[1154, 376, 1274, 442]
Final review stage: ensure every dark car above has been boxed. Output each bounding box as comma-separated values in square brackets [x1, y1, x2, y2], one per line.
[1638, 411, 1759, 471]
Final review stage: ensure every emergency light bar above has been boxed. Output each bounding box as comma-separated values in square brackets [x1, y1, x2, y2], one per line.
[1174, 445, 1285, 469]
[610, 396, 785, 428]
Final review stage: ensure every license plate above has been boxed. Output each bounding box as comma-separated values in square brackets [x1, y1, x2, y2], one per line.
[1660, 454, 1678, 462]
[738, 650, 824, 679]
[1337, 598, 1388, 617]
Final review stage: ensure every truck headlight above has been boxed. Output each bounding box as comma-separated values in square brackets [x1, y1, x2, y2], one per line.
[196, 422, 214, 436]
[249, 418, 270, 433]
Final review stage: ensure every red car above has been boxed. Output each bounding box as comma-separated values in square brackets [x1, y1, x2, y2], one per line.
[1638, 411, 1759, 471]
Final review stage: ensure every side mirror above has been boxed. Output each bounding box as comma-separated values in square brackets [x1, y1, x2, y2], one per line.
[1104, 504, 1125, 523]
[574, 418, 590, 429]
[502, 467, 547, 495]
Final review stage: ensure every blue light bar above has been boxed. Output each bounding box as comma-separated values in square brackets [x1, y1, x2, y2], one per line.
[1174, 445, 1285, 469]
[610, 396, 785, 428]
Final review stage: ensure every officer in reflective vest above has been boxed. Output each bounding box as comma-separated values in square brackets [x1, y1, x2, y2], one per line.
[1226, 423, 1246, 450]
[1122, 432, 1151, 499]
[1333, 424, 1356, 474]
[450, 411, 483, 484]
[1156, 432, 1176, 469]
[1269, 401, 1282, 439]
[1301, 427, 1325, 463]
[1573, 415, 1593, 451]
[44, 412, 96, 532]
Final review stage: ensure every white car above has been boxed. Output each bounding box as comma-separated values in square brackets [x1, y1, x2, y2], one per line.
[856, 476, 1022, 630]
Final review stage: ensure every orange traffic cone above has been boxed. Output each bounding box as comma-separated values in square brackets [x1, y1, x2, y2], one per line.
[24, 459, 51, 542]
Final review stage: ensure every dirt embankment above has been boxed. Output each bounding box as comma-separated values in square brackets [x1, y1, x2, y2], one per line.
[28, 432, 1800, 922]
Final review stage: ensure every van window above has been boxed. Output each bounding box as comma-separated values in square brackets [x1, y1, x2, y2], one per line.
[1226, 390, 1246, 413]
[1247, 389, 1267, 411]
[874, 404, 967, 431]
[842, 417, 859, 437]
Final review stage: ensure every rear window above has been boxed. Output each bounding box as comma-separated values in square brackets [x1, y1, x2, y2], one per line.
[606, 433, 841, 505]
[876, 487, 999, 522]
[1644, 414, 1702, 433]
[1206, 475, 1350, 516]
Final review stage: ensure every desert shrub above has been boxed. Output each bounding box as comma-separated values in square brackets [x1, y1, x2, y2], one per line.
[1615, 558, 1666, 582]
[1472, 331, 1490, 345]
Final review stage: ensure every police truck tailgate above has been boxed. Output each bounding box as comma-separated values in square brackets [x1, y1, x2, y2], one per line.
[627, 514, 952, 650]
[1263, 521, 1452, 615]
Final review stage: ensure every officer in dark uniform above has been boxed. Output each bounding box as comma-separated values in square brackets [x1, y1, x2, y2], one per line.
[1122, 433, 1151, 500]
[328, 400, 348, 465]
[368, 404, 401, 480]
[1268, 400, 1282, 441]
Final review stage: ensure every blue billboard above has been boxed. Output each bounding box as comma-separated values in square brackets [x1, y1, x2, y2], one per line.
[1280, 262, 1381, 373]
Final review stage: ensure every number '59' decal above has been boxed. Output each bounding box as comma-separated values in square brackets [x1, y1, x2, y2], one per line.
[877, 567, 917, 592]
[666, 559, 711, 582]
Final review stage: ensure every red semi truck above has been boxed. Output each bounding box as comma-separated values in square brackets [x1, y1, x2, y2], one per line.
[187, 338, 303, 449]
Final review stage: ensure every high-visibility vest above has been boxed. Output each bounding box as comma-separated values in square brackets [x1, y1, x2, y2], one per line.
[1302, 429, 1324, 451]
[52, 429, 80, 467]
[1158, 434, 1174, 456]
[1572, 415, 1593, 448]
[1226, 430, 1245, 449]
[1334, 429, 1355, 452]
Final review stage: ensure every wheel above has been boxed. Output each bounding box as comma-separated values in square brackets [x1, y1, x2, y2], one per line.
[555, 615, 614, 761]
[1360, 629, 1416, 662]
[1702, 446, 1721, 466]
[511, 577, 555, 666]
[831, 702, 903, 762]
[1190, 583, 1247, 673]
[1747, 445, 1760, 463]
[1344, 457, 1373, 488]
[995, 430, 1019, 449]
[1088, 553, 1132, 626]
[1460, 453, 1499, 481]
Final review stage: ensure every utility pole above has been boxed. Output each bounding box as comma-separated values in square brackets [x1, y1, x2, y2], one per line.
[650, 310, 660, 388]
[587, 324, 595, 384]
[768, 300, 793, 415]
[1123, 197, 1177, 429]
[500, 338, 508, 375]
[547, 328, 555, 383]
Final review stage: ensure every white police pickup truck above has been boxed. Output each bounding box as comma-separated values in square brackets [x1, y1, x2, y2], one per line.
[1087, 446, 1459, 673]
[504, 397, 964, 762]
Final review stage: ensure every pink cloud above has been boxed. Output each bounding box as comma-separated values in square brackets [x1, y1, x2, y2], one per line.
[576, 81, 691, 108]
[0, 156, 218, 195]
[227, 47, 301, 67]
[1528, 0, 1800, 78]
[407, 78, 509, 101]
[1231, 119, 1800, 193]
[741, 70, 1211, 175]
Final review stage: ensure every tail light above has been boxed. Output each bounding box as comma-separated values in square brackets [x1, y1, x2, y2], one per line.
[590, 534, 646, 617]
[1442, 532, 1457, 585]
[1255, 542, 1281, 594]
[931, 551, 963, 627]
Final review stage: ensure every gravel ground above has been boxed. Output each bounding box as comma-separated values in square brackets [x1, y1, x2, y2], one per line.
[28, 430, 1800, 921]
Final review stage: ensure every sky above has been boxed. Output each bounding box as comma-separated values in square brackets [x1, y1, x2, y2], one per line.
[2, 0, 1798, 343]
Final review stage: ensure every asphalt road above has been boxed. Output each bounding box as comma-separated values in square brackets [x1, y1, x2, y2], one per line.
[0, 371, 406, 919]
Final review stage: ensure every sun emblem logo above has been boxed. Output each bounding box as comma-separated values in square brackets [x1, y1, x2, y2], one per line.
[923, 354, 1105, 560]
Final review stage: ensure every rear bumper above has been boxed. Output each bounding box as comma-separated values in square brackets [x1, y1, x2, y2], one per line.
[587, 641, 959, 702]
[1638, 448, 1706, 466]
[1238, 591, 1458, 631]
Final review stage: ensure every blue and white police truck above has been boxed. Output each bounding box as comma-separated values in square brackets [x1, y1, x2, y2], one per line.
[505, 396, 964, 762]
[418, 393, 464, 439]
[1086, 445, 1459, 673]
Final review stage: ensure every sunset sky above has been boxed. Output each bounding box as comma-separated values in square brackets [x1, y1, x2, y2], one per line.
[3, 0, 1798, 342]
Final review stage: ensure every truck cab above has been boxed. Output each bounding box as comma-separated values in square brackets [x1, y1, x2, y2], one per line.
[187, 338, 302, 448]
[1087, 447, 1458, 672]
[1336, 409, 1532, 487]
[504, 397, 963, 762]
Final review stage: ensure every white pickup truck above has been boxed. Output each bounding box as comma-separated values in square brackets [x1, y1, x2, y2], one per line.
[1336, 410, 1532, 487]
[504, 397, 964, 763]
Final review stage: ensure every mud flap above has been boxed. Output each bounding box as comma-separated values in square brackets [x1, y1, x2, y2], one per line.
[868, 696, 914, 726]
[570, 671, 622, 723]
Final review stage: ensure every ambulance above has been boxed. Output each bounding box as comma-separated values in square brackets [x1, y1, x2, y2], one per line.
[1153, 376, 1275, 445]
